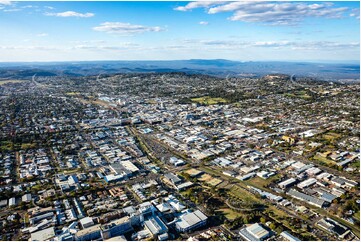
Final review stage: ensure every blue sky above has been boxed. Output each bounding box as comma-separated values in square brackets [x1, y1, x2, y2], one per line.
[0, 1, 359, 62]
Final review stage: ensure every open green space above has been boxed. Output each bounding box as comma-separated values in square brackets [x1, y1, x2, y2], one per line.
[191, 96, 228, 105]
[0, 80, 27, 85]
[322, 132, 342, 141]
[228, 185, 261, 204]
[350, 160, 360, 169]
[65, 92, 81, 95]
[245, 174, 281, 189]
[217, 208, 242, 220]
[284, 91, 311, 100]
[0, 141, 13, 152]
[198, 173, 223, 187]
[313, 154, 337, 166]
[20, 143, 37, 150]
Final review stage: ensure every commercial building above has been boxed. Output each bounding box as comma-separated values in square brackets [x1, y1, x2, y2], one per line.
[239, 223, 271, 241]
[101, 216, 133, 239]
[144, 215, 168, 238]
[31, 227, 55, 241]
[316, 218, 350, 238]
[287, 189, 326, 208]
[280, 231, 301, 241]
[80, 217, 94, 229]
[22, 194, 32, 203]
[297, 178, 317, 189]
[75, 225, 102, 241]
[8, 197, 16, 207]
[175, 210, 207, 233]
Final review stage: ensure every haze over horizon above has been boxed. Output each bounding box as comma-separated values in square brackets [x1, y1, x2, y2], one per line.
[0, 1, 360, 62]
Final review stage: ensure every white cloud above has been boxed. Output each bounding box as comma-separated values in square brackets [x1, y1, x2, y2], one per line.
[199, 21, 209, 25]
[70, 40, 106, 45]
[174, 1, 225, 11]
[0, 43, 141, 52]
[350, 8, 360, 19]
[0, 0, 11, 5]
[72, 43, 140, 51]
[93, 22, 165, 35]
[176, 1, 352, 25]
[37, 33, 48, 37]
[22, 5, 36, 9]
[0, 45, 59, 50]
[3, 8, 20, 12]
[181, 39, 360, 51]
[45, 11, 94, 18]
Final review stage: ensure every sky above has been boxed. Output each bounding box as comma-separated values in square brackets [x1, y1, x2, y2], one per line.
[0, 0, 359, 62]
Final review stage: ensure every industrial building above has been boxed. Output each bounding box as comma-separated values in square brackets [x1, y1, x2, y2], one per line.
[287, 189, 326, 208]
[175, 210, 207, 233]
[280, 231, 301, 241]
[239, 223, 271, 241]
[278, 178, 298, 189]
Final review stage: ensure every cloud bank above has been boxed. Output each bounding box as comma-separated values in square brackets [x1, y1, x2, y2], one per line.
[93, 22, 165, 35]
[45, 11, 94, 18]
[175, 1, 357, 25]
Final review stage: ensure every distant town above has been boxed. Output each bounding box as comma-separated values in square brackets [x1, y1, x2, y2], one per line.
[0, 71, 359, 241]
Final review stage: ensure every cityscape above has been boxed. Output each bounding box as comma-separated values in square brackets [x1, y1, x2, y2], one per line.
[0, 1, 360, 242]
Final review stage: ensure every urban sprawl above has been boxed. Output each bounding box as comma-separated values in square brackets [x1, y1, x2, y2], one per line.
[0, 72, 359, 241]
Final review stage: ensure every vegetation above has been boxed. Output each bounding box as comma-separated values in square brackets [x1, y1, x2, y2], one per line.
[191, 96, 228, 105]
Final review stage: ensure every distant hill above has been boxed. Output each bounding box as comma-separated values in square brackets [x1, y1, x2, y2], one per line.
[0, 59, 359, 81]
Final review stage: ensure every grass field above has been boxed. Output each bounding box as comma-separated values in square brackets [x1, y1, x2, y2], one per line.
[0, 80, 27, 85]
[351, 160, 360, 169]
[284, 91, 311, 100]
[217, 208, 242, 220]
[217, 181, 230, 189]
[245, 175, 281, 189]
[20, 143, 37, 150]
[322, 132, 342, 141]
[66, 92, 81, 95]
[313, 154, 337, 166]
[185, 168, 204, 177]
[0, 141, 13, 152]
[228, 185, 261, 204]
[191, 96, 227, 105]
[198, 173, 212, 181]
[199, 173, 223, 186]
[208, 178, 223, 186]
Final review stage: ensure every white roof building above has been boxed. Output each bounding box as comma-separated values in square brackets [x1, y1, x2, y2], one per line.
[31, 227, 55, 241]
[175, 210, 207, 233]
[80, 217, 94, 229]
[239, 223, 270, 241]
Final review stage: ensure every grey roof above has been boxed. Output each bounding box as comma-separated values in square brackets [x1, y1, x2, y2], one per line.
[331, 177, 345, 185]
[287, 189, 325, 207]
[246, 223, 270, 240]
[239, 227, 259, 241]
[181, 210, 207, 227]
[194, 210, 207, 221]
[320, 193, 337, 203]
[0, 200, 7, 207]
[280, 231, 301, 241]
[123, 205, 136, 214]
[22, 194, 32, 202]
[144, 216, 167, 235]
[164, 173, 182, 184]
[31, 227, 55, 241]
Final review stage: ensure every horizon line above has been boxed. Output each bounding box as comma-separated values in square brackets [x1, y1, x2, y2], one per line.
[0, 59, 359, 65]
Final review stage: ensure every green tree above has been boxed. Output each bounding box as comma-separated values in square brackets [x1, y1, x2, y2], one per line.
[260, 217, 267, 224]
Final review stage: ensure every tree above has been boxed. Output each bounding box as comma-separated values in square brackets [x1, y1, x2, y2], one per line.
[269, 222, 276, 230]
[243, 217, 249, 224]
[260, 217, 266, 224]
